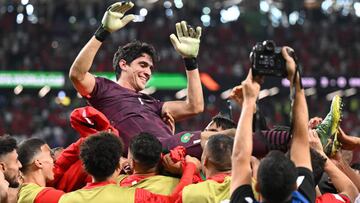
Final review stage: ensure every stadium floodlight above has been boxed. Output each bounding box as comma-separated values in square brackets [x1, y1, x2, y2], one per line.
[17, 5, 24, 13]
[134, 15, 145, 22]
[320, 76, 329, 88]
[69, 16, 76, 24]
[302, 77, 317, 87]
[220, 89, 232, 100]
[175, 88, 187, 99]
[163, 1, 172, 9]
[344, 88, 357, 97]
[57, 91, 66, 99]
[16, 13, 24, 24]
[270, 5, 282, 27]
[337, 76, 347, 88]
[304, 87, 316, 96]
[269, 87, 279, 96]
[26, 4, 34, 15]
[139, 8, 148, 16]
[165, 8, 173, 17]
[260, 0, 270, 13]
[202, 7, 211, 14]
[281, 77, 316, 88]
[326, 90, 343, 101]
[174, 0, 183, 9]
[21, 0, 29, 5]
[51, 41, 59, 49]
[321, 0, 333, 12]
[201, 14, 211, 26]
[355, 2, 360, 17]
[7, 5, 14, 13]
[289, 11, 299, 25]
[259, 89, 270, 100]
[349, 77, 360, 87]
[220, 5, 240, 23]
[28, 15, 38, 24]
[14, 85, 23, 95]
[38, 86, 51, 98]
[89, 18, 97, 26]
[270, 6, 282, 19]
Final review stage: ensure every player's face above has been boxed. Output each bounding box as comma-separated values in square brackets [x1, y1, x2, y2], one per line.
[38, 144, 55, 181]
[128, 54, 153, 92]
[0, 150, 22, 188]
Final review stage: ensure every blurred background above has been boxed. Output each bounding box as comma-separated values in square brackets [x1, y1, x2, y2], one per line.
[0, 0, 359, 147]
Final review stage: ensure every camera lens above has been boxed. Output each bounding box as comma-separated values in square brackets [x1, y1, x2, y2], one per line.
[263, 40, 275, 52]
[255, 43, 263, 52]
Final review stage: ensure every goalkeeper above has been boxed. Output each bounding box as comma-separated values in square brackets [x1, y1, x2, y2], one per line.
[69, 1, 227, 158]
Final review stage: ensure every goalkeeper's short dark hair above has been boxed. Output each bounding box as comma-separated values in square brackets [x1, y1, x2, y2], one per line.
[113, 40, 158, 80]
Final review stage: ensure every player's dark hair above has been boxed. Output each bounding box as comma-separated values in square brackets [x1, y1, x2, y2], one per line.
[0, 135, 17, 158]
[129, 132, 162, 171]
[80, 132, 123, 181]
[17, 138, 46, 173]
[206, 134, 233, 171]
[211, 114, 236, 130]
[113, 40, 158, 80]
[257, 150, 297, 203]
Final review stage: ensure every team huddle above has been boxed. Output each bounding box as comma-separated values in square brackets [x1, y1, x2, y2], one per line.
[1, 1, 360, 203]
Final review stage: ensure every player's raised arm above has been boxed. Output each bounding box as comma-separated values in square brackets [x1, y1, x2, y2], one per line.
[69, 2, 135, 96]
[162, 21, 204, 121]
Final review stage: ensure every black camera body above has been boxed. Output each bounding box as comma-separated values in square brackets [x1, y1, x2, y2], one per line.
[250, 40, 287, 77]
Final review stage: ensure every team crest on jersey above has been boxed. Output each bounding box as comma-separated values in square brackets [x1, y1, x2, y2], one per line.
[180, 133, 193, 143]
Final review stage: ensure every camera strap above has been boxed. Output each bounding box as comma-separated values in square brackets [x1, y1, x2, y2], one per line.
[290, 52, 303, 96]
[226, 100, 233, 120]
[253, 100, 275, 152]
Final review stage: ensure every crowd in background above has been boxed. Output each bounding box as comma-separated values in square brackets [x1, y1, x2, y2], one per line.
[0, 0, 359, 76]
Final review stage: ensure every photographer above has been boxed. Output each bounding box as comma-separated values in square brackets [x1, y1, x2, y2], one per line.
[230, 45, 316, 203]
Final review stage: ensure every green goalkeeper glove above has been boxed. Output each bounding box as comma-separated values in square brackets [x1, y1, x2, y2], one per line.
[101, 1, 135, 32]
[170, 21, 202, 58]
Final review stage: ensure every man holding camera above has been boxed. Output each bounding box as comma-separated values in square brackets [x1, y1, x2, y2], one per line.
[230, 45, 316, 203]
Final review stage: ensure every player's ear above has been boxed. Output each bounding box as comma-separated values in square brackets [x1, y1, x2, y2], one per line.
[119, 59, 128, 71]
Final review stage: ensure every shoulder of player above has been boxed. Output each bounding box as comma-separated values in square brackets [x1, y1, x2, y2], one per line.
[183, 180, 219, 192]
[96, 77, 141, 97]
[143, 175, 179, 182]
[96, 77, 122, 88]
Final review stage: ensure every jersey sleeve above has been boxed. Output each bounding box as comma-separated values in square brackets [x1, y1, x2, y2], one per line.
[87, 77, 108, 99]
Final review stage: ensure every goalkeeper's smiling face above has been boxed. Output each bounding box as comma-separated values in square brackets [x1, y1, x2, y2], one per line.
[123, 53, 153, 92]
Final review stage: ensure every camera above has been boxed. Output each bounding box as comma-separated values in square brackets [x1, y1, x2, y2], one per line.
[250, 40, 287, 77]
